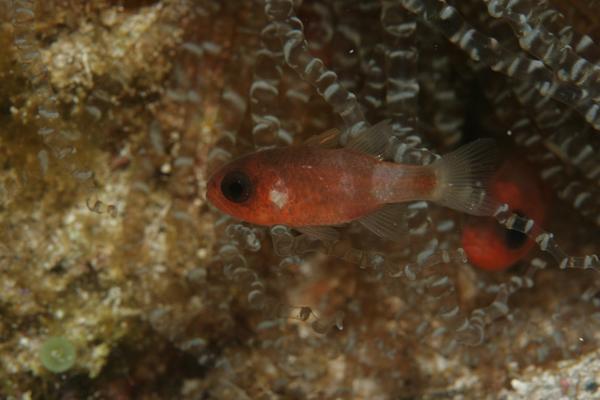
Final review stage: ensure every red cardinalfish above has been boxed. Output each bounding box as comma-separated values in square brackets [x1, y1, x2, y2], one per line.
[206, 120, 499, 241]
[462, 157, 548, 271]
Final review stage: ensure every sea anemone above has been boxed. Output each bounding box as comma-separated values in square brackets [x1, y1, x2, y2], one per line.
[39, 336, 77, 374]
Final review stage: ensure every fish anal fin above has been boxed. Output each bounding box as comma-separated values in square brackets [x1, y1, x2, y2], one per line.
[296, 226, 340, 242]
[346, 119, 393, 159]
[304, 128, 341, 148]
[357, 204, 408, 242]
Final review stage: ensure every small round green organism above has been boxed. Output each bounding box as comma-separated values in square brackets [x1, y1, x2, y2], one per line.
[39, 336, 77, 373]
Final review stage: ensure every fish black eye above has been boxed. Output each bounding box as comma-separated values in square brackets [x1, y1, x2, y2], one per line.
[221, 170, 252, 203]
[504, 210, 528, 249]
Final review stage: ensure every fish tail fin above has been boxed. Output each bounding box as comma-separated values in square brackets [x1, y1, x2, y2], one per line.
[431, 139, 500, 216]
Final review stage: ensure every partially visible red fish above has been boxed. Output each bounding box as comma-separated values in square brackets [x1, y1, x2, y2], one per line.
[207, 121, 498, 240]
[461, 157, 548, 271]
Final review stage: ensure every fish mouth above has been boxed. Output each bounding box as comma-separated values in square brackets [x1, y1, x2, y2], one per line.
[205, 177, 220, 206]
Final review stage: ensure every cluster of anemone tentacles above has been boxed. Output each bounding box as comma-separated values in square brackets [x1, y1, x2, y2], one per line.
[205, 0, 600, 396]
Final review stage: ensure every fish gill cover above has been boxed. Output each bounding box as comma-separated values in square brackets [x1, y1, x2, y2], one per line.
[0, 0, 598, 398]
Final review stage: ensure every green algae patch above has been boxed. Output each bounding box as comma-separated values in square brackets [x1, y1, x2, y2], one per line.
[39, 336, 77, 373]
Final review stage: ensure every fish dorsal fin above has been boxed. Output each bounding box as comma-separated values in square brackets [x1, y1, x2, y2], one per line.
[346, 119, 393, 159]
[296, 226, 340, 242]
[304, 128, 341, 148]
[357, 204, 408, 242]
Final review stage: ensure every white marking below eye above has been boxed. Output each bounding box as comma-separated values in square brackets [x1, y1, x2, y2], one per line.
[269, 179, 288, 209]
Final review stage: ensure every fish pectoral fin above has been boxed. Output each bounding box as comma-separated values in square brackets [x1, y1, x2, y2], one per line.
[304, 128, 341, 148]
[346, 119, 393, 159]
[296, 226, 340, 242]
[357, 204, 409, 242]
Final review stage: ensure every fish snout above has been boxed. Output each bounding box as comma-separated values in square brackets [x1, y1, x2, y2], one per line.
[205, 175, 220, 206]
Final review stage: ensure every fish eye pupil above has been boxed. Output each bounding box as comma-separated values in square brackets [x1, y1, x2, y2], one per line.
[221, 171, 251, 203]
[504, 210, 528, 249]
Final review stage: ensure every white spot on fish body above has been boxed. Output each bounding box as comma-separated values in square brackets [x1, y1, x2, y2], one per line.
[269, 179, 288, 210]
